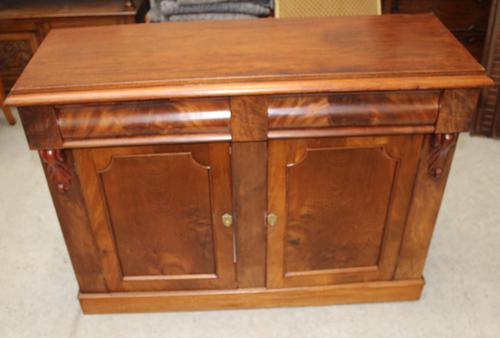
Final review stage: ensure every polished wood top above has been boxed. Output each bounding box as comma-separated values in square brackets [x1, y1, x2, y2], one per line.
[7, 14, 492, 106]
[0, 0, 137, 20]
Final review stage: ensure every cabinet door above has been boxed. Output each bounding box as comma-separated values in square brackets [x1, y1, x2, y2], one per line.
[267, 135, 423, 288]
[74, 143, 236, 291]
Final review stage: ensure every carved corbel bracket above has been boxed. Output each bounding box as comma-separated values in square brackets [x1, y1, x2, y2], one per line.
[39, 149, 72, 193]
[428, 133, 458, 178]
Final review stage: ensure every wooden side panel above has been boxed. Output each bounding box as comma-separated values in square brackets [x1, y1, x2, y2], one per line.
[230, 96, 268, 141]
[267, 136, 423, 288]
[436, 89, 480, 133]
[74, 143, 237, 291]
[268, 91, 440, 129]
[18, 106, 63, 149]
[395, 133, 458, 279]
[232, 142, 267, 288]
[39, 150, 107, 293]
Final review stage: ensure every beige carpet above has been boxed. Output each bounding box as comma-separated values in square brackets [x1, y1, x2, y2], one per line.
[1, 109, 499, 338]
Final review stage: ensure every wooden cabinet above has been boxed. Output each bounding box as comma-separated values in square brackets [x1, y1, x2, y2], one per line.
[6, 15, 492, 313]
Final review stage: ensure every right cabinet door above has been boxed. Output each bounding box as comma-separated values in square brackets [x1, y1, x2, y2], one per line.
[267, 135, 423, 288]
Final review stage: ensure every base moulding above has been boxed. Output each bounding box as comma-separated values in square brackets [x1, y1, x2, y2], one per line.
[79, 278, 424, 314]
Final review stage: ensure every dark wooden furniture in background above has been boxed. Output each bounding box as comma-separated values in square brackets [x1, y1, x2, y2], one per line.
[383, 0, 492, 61]
[6, 15, 492, 314]
[0, 75, 15, 124]
[0, 0, 143, 95]
[474, 0, 500, 137]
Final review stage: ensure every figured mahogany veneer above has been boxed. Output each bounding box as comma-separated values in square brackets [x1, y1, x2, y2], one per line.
[6, 15, 493, 314]
[57, 99, 231, 141]
[268, 91, 440, 129]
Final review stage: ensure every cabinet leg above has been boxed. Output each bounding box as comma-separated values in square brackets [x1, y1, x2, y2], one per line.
[2, 106, 16, 125]
[0, 80, 15, 125]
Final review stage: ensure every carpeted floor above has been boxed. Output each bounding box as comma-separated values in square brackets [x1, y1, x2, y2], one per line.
[0, 109, 499, 338]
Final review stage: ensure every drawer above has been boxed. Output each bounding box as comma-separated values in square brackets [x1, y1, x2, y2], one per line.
[56, 98, 231, 143]
[268, 91, 440, 130]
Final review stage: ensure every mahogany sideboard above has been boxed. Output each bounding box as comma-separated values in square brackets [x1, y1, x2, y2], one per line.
[6, 15, 493, 314]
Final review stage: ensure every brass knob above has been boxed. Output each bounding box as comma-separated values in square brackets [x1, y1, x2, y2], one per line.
[267, 213, 278, 226]
[222, 213, 233, 228]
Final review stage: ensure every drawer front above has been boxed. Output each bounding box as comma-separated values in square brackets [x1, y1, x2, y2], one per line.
[268, 91, 440, 130]
[56, 98, 231, 145]
[20, 90, 457, 150]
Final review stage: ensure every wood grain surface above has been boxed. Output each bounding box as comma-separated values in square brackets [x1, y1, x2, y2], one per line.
[230, 96, 268, 141]
[267, 135, 423, 288]
[268, 91, 440, 129]
[10, 13, 493, 313]
[40, 150, 108, 293]
[0, 0, 138, 20]
[6, 14, 492, 106]
[231, 142, 267, 288]
[18, 106, 63, 149]
[57, 98, 230, 139]
[79, 279, 424, 313]
[395, 134, 458, 279]
[73, 143, 237, 292]
[436, 89, 480, 133]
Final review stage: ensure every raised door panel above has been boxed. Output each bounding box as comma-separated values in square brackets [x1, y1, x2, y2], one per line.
[74, 143, 236, 291]
[267, 136, 423, 288]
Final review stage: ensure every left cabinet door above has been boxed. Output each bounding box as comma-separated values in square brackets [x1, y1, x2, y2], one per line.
[73, 143, 236, 292]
